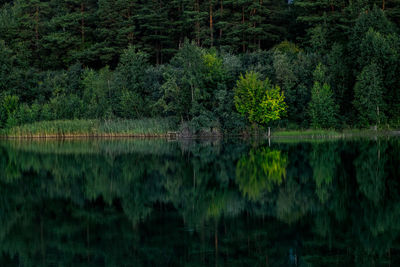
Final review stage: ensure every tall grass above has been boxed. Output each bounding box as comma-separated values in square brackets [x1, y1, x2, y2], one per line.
[272, 129, 341, 138]
[1, 118, 178, 138]
[271, 128, 399, 138]
[99, 118, 177, 135]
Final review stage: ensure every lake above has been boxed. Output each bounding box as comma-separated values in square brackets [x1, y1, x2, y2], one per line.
[0, 137, 399, 266]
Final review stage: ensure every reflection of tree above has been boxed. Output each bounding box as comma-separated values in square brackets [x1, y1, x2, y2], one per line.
[236, 147, 288, 200]
[355, 140, 387, 206]
[0, 139, 399, 266]
[276, 176, 316, 224]
[310, 142, 339, 203]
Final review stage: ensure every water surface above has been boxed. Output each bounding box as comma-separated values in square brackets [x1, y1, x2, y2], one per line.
[0, 137, 399, 266]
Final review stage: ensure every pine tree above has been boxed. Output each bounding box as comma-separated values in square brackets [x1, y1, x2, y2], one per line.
[167, 0, 197, 49]
[134, 0, 174, 64]
[0, 40, 17, 93]
[41, 0, 97, 68]
[95, 0, 136, 67]
[384, 0, 400, 25]
[13, 0, 51, 68]
[295, 0, 349, 45]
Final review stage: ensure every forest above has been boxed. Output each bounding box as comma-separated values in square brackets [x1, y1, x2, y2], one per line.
[1, 0, 400, 135]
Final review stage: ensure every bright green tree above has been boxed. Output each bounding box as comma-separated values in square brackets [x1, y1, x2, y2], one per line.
[234, 71, 286, 127]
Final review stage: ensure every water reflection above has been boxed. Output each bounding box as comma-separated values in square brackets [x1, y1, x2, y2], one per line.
[0, 138, 399, 266]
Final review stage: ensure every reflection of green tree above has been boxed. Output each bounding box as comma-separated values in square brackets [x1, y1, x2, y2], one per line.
[276, 177, 315, 224]
[310, 142, 339, 203]
[236, 147, 287, 201]
[0, 139, 399, 266]
[355, 140, 387, 206]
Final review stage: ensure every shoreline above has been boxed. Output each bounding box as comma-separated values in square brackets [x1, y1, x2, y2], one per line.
[0, 119, 399, 140]
[1, 129, 399, 140]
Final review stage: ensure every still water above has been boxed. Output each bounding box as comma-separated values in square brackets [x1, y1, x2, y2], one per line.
[0, 137, 399, 266]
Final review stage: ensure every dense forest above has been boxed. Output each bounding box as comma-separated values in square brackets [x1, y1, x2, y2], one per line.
[1, 0, 400, 134]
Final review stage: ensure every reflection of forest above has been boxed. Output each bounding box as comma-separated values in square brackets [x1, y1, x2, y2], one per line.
[0, 138, 399, 266]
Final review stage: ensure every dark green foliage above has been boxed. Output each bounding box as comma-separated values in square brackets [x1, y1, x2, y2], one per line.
[1, 0, 400, 132]
[353, 63, 386, 127]
[82, 67, 113, 119]
[326, 43, 352, 118]
[0, 93, 8, 128]
[308, 64, 338, 129]
[272, 43, 318, 127]
[157, 42, 205, 122]
[114, 46, 151, 118]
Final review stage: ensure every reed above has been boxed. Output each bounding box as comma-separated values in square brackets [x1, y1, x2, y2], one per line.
[272, 129, 341, 137]
[1, 118, 177, 138]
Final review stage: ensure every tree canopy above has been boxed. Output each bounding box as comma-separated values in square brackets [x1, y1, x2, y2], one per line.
[1, 1, 400, 131]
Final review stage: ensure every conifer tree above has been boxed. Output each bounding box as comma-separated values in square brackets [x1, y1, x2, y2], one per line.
[95, 0, 136, 66]
[134, 0, 173, 64]
[13, 0, 50, 68]
[295, 0, 349, 44]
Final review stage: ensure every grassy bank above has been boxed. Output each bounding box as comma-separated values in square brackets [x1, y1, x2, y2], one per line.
[270, 128, 400, 138]
[1, 119, 399, 139]
[0, 118, 178, 138]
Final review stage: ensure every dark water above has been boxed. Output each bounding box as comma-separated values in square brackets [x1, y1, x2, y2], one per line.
[0, 137, 399, 266]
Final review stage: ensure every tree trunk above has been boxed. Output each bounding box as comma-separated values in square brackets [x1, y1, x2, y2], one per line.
[156, 42, 160, 65]
[377, 105, 380, 129]
[258, 0, 262, 49]
[209, 0, 213, 47]
[35, 5, 39, 50]
[81, 2, 85, 45]
[219, 0, 223, 40]
[195, 0, 200, 46]
[127, 4, 134, 44]
[215, 223, 218, 266]
[242, 6, 245, 52]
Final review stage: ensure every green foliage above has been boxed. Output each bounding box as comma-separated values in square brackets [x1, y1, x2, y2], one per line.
[234, 71, 287, 126]
[326, 43, 352, 117]
[158, 42, 205, 121]
[114, 46, 150, 117]
[236, 147, 287, 200]
[2, 94, 19, 116]
[0, 40, 16, 92]
[308, 64, 338, 129]
[308, 82, 338, 129]
[272, 47, 317, 127]
[353, 63, 386, 127]
[82, 67, 113, 119]
[273, 40, 302, 55]
[0, 94, 7, 128]
[2, 0, 400, 132]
